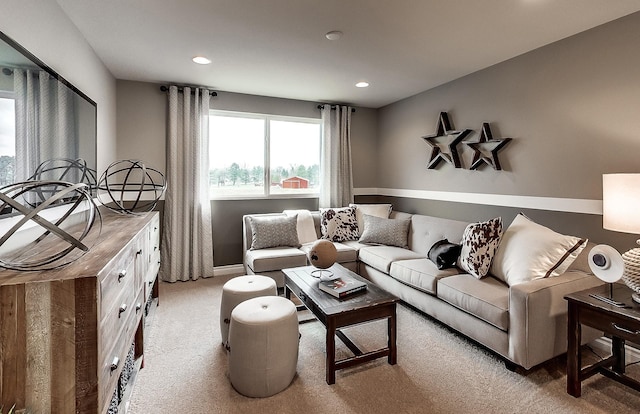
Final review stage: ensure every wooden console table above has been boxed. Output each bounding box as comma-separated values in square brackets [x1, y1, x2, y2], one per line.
[0, 209, 160, 413]
[565, 284, 640, 397]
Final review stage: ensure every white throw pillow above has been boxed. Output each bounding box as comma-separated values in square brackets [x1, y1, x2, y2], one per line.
[349, 203, 392, 236]
[490, 214, 588, 286]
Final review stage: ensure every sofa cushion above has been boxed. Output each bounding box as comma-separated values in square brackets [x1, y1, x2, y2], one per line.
[300, 241, 358, 264]
[359, 245, 423, 273]
[490, 213, 588, 286]
[245, 247, 307, 272]
[437, 274, 510, 331]
[389, 258, 462, 295]
[428, 239, 462, 270]
[349, 203, 392, 236]
[320, 207, 359, 242]
[359, 215, 411, 248]
[249, 215, 301, 250]
[458, 217, 503, 279]
[409, 215, 470, 256]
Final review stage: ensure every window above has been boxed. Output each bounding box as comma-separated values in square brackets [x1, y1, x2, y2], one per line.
[209, 111, 321, 198]
[0, 94, 15, 186]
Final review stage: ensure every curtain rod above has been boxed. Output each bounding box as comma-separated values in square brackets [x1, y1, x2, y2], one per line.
[317, 104, 356, 113]
[160, 85, 218, 97]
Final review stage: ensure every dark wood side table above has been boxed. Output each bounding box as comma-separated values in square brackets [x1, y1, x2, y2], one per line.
[565, 284, 640, 397]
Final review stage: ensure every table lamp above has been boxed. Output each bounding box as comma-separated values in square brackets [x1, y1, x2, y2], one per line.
[602, 173, 640, 303]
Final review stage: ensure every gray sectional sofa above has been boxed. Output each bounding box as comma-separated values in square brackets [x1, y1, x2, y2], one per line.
[242, 209, 604, 370]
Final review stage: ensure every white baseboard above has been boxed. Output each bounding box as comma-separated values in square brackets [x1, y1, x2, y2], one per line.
[590, 337, 640, 363]
[213, 264, 245, 278]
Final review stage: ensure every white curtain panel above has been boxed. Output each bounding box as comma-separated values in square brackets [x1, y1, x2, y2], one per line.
[319, 105, 354, 208]
[160, 86, 215, 282]
[14, 69, 77, 181]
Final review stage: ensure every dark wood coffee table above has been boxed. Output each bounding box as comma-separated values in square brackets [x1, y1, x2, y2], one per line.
[283, 264, 398, 384]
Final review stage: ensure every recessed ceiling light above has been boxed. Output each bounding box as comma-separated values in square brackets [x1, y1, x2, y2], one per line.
[355, 81, 369, 88]
[192, 56, 211, 65]
[325, 31, 343, 41]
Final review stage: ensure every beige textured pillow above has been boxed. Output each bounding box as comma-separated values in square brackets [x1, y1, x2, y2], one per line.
[490, 214, 588, 286]
[349, 203, 392, 236]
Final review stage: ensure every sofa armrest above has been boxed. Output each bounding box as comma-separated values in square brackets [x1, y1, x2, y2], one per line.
[508, 271, 604, 369]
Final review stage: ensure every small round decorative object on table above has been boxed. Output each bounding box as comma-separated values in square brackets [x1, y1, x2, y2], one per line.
[588, 244, 624, 283]
[97, 160, 166, 214]
[0, 180, 101, 271]
[307, 239, 338, 280]
[622, 240, 640, 304]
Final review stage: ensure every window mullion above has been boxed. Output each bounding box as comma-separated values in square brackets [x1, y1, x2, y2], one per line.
[264, 118, 270, 196]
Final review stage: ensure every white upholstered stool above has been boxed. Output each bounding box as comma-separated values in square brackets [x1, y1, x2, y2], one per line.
[228, 296, 299, 398]
[220, 275, 277, 347]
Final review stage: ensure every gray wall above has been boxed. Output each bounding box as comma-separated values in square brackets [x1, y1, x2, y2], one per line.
[1, 0, 118, 173]
[116, 80, 378, 265]
[374, 11, 640, 252]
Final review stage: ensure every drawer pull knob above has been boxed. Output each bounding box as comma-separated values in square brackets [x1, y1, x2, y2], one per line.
[136, 303, 142, 313]
[118, 270, 127, 282]
[154, 246, 158, 251]
[136, 249, 143, 255]
[612, 323, 640, 335]
[118, 303, 127, 317]
[110, 356, 120, 372]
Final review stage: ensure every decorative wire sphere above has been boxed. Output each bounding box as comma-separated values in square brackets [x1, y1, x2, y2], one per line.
[97, 160, 166, 214]
[622, 241, 640, 303]
[26, 158, 97, 206]
[0, 180, 101, 271]
[307, 239, 338, 279]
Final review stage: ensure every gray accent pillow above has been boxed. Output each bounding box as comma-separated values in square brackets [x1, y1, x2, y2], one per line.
[249, 215, 301, 250]
[359, 214, 410, 248]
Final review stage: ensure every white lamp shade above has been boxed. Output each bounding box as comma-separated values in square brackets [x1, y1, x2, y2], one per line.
[603, 173, 640, 234]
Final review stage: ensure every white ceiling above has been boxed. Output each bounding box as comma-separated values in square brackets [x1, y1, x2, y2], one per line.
[56, 0, 640, 108]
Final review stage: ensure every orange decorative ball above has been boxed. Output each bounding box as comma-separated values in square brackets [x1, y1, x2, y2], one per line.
[307, 240, 338, 269]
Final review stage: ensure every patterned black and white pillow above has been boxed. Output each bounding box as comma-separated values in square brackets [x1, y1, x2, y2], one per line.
[320, 207, 359, 242]
[459, 217, 503, 278]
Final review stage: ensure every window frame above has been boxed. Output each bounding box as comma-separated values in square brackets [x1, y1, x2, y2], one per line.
[208, 109, 322, 200]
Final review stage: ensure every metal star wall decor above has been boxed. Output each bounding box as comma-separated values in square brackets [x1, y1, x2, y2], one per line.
[422, 112, 472, 169]
[465, 122, 512, 170]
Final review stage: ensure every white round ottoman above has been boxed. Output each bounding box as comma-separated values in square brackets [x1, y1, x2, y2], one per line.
[228, 296, 299, 398]
[220, 275, 277, 347]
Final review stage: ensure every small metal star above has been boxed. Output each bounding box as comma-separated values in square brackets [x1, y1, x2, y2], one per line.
[466, 123, 512, 170]
[422, 112, 472, 169]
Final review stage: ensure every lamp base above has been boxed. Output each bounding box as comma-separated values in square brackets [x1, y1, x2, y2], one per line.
[622, 241, 640, 303]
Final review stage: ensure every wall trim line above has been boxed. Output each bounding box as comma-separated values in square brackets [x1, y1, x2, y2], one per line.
[354, 187, 603, 215]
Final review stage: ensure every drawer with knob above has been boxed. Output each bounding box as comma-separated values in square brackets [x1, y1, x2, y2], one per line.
[100, 243, 138, 316]
[99, 291, 144, 408]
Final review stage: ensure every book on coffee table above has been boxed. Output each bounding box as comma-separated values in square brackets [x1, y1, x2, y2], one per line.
[318, 276, 367, 298]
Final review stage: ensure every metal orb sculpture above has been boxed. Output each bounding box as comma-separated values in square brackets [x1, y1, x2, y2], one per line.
[0, 180, 101, 271]
[307, 239, 338, 280]
[26, 158, 98, 206]
[97, 160, 166, 214]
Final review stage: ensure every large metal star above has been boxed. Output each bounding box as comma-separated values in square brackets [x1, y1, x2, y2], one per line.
[466, 123, 512, 170]
[422, 112, 472, 169]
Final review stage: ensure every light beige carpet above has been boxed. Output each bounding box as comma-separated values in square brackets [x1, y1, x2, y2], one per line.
[127, 277, 640, 414]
